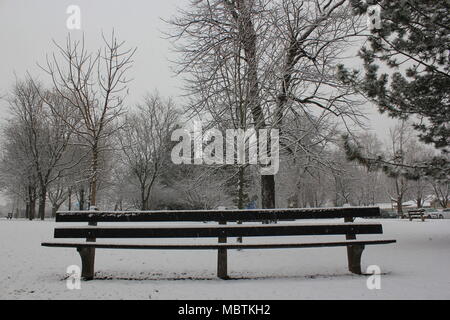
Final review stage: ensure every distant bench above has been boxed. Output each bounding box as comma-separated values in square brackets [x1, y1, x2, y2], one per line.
[406, 209, 426, 221]
[41, 207, 396, 280]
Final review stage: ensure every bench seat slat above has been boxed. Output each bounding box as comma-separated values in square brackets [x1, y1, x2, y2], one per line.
[54, 223, 383, 238]
[56, 207, 381, 222]
[41, 239, 396, 249]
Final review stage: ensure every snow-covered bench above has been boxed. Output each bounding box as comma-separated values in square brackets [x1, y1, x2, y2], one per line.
[407, 209, 426, 221]
[41, 207, 396, 280]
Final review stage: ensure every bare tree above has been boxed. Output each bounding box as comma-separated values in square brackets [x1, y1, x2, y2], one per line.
[385, 121, 415, 216]
[4, 79, 77, 219]
[277, 111, 338, 207]
[167, 0, 365, 208]
[404, 142, 434, 208]
[430, 181, 449, 209]
[171, 165, 234, 210]
[352, 132, 384, 206]
[118, 93, 179, 210]
[104, 159, 136, 211]
[0, 119, 37, 219]
[48, 179, 70, 218]
[40, 32, 136, 208]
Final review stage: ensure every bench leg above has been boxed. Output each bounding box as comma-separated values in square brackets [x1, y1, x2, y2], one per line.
[217, 248, 228, 279]
[237, 221, 243, 244]
[217, 221, 228, 279]
[77, 247, 95, 280]
[347, 244, 365, 275]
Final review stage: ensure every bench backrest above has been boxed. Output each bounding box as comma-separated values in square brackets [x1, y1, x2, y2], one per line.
[56, 207, 381, 223]
[52, 207, 383, 239]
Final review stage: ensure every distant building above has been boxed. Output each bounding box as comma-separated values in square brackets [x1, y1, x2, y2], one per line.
[391, 194, 449, 210]
[374, 203, 394, 210]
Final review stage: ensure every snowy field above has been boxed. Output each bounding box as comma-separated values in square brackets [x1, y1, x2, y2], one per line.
[1, 218, 449, 300]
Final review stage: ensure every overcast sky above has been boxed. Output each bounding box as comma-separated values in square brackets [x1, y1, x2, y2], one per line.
[0, 0, 186, 113]
[0, 0, 398, 205]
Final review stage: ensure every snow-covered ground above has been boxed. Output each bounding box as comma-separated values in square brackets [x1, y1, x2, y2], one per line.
[1, 218, 449, 300]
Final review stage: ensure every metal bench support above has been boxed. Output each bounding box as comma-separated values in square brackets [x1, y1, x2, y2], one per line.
[347, 244, 365, 275]
[77, 247, 95, 280]
[344, 216, 364, 274]
[78, 219, 97, 280]
[217, 221, 228, 279]
[217, 249, 227, 279]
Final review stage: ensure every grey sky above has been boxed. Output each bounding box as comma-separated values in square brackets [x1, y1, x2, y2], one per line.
[0, 0, 398, 205]
[0, 0, 396, 128]
[0, 0, 184, 110]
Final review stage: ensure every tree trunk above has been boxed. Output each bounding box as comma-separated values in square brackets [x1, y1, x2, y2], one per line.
[51, 206, 57, 218]
[397, 195, 403, 216]
[50, 201, 63, 218]
[68, 187, 72, 211]
[261, 175, 275, 209]
[237, 1, 275, 210]
[141, 185, 147, 210]
[25, 201, 30, 220]
[261, 175, 275, 224]
[237, 166, 246, 209]
[79, 187, 85, 210]
[28, 185, 36, 220]
[89, 145, 99, 208]
[30, 198, 36, 220]
[416, 197, 422, 208]
[38, 186, 47, 220]
[237, 166, 248, 242]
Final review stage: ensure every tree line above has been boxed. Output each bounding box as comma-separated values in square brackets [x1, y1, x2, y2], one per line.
[0, 0, 448, 218]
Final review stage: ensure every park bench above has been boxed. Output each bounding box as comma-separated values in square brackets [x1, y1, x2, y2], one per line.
[406, 209, 426, 221]
[41, 207, 396, 280]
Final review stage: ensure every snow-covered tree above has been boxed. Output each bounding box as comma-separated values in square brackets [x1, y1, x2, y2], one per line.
[41, 32, 136, 208]
[118, 93, 178, 210]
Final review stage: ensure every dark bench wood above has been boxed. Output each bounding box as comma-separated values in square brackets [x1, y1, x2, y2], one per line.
[42, 207, 396, 280]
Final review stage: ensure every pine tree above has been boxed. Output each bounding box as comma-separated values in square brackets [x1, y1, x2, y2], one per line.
[339, 0, 449, 180]
[342, 0, 449, 149]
